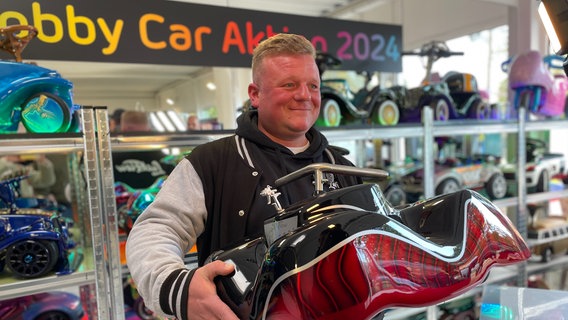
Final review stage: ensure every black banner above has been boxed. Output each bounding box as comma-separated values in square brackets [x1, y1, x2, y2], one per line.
[0, 0, 402, 72]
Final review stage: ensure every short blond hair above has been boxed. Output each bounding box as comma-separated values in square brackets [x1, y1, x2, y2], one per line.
[251, 33, 316, 84]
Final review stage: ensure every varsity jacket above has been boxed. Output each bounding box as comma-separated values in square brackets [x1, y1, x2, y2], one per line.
[126, 111, 361, 320]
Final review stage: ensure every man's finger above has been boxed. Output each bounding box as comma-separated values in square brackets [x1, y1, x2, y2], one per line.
[202, 260, 235, 280]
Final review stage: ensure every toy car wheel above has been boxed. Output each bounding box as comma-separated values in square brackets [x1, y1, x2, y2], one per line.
[6, 240, 59, 278]
[117, 205, 134, 233]
[486, 174, 507, 199]
[36, 311, 71, 320]
[536, 170, 550, 193]
[134, 297, 155, 320]
[373, 99, 399, 125]
[383, 184, 406, 206]
[541, 247, 553, 263]
[469, 99, 491, 120]
[21, 92, 72, 133]
[316, 98, 341, 127]
[436, 178, 460, 195]
[431, 98, 450, 121]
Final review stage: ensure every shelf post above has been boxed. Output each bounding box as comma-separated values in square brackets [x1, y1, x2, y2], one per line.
[422, 107, 435, 199]
[516, 94, 529, 288]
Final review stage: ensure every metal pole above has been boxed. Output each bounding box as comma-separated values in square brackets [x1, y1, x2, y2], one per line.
[516, 94, 529, 287]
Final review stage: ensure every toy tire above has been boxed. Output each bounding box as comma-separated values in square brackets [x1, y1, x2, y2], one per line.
[436, 178, 460, 195]
[317, 98, 341, 127]
[134, 297, 155, 320]
[536, 170, 550, 193]
[21, 92, 72, 133]
[469, 99, 491, 120]
[541, 247, 553, 263]
[6, 240, 59, 278]
[486, 174, 507, 199]
[36, 311, 70, 320]
[383, 184, 406, 206]
[374, 99, 400, 126]
[431, 98, 450, 121]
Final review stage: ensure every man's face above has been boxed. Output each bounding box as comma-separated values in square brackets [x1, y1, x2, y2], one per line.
[249, 54, 321, 147]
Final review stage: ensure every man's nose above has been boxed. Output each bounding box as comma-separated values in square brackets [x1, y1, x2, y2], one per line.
[296, 84, 311, 99]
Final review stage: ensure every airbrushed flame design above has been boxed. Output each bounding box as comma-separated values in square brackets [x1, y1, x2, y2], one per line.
[263, 194, 530, 320]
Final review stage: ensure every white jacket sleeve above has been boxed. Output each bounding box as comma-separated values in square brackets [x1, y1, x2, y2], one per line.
[125, 158, 207, 317]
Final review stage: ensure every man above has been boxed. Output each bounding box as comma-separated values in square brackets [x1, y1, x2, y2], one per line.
[126, 33, 361, 320]
[186, 114, 201, 131]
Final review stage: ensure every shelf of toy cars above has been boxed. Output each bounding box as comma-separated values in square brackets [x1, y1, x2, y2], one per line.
[0, 132, 83, 155]
[0, 270, 96, 301]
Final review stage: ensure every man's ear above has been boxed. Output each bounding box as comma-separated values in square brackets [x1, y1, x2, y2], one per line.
[248, 83, 260, 107]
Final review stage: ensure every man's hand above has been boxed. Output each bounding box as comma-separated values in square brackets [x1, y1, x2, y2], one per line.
[187, 260, 238, 320]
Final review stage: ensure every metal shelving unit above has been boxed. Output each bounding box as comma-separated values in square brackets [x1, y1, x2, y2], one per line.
[0, 106, 125, 320]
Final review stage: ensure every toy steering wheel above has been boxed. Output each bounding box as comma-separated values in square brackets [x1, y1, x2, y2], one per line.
[0, 25, 38, 62]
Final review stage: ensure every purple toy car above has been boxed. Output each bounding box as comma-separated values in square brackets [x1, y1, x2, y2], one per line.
[0, 291, 86, 320]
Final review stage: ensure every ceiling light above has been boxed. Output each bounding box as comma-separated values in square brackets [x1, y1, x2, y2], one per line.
[167, 110, 187, 131]
[149, 112, 165, 132]
[156, 110, 176, 132]
[538, 0, 568, 55]
[166, 98, 175, 106]
[206, 82, 217, 91]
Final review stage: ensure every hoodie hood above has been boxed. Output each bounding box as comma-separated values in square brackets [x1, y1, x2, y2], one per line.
[235, 110, 329, 159]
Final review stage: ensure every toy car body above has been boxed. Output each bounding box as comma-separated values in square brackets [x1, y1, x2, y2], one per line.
[315, 52, 400, 127]
[501, 138, 566, 194]
[504, 50, 568, 117]
[400, 155, 507, 200]
[207, 163, 530, 320]
[0, 25, 79, 134]
[0, 174, 75, 278]
[115, 176, 166, 233]
[443, 71, 495, 120]
[0, 291, 86, 320]
[0, 60, 78, 134]
[527, 217, 568, 263]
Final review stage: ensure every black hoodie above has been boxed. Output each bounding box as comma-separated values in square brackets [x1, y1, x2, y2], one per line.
[188, 110, 361, 265]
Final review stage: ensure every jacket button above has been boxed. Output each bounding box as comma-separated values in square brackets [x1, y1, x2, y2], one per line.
[252, 171, 258, 176]
[238, 210, 245, 216]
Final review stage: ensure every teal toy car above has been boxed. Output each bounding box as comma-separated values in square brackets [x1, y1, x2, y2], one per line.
[0, 25, 78, 134]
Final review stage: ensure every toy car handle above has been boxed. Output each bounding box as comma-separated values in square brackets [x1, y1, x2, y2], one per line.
[402, 50, 464, 58]
[501, 57, 513, 73]
[401, 41, 464, 59]
[315, 51, 342, 67]
[274, 163, 388, 194]
[0, 25, 38, 62]
[543, 54, 565, 69]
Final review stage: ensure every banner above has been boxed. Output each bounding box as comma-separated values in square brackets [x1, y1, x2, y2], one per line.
[0, 0, 402, 72]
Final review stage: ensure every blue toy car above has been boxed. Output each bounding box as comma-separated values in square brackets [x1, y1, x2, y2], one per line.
[0, 24, 79, 134]
[0, 173, 75, 279]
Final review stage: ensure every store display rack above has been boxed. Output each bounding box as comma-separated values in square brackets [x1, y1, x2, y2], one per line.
[0, 106, 125, 319]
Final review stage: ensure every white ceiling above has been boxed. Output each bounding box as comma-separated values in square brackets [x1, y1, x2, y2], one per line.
[30, 0, 519, 105]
